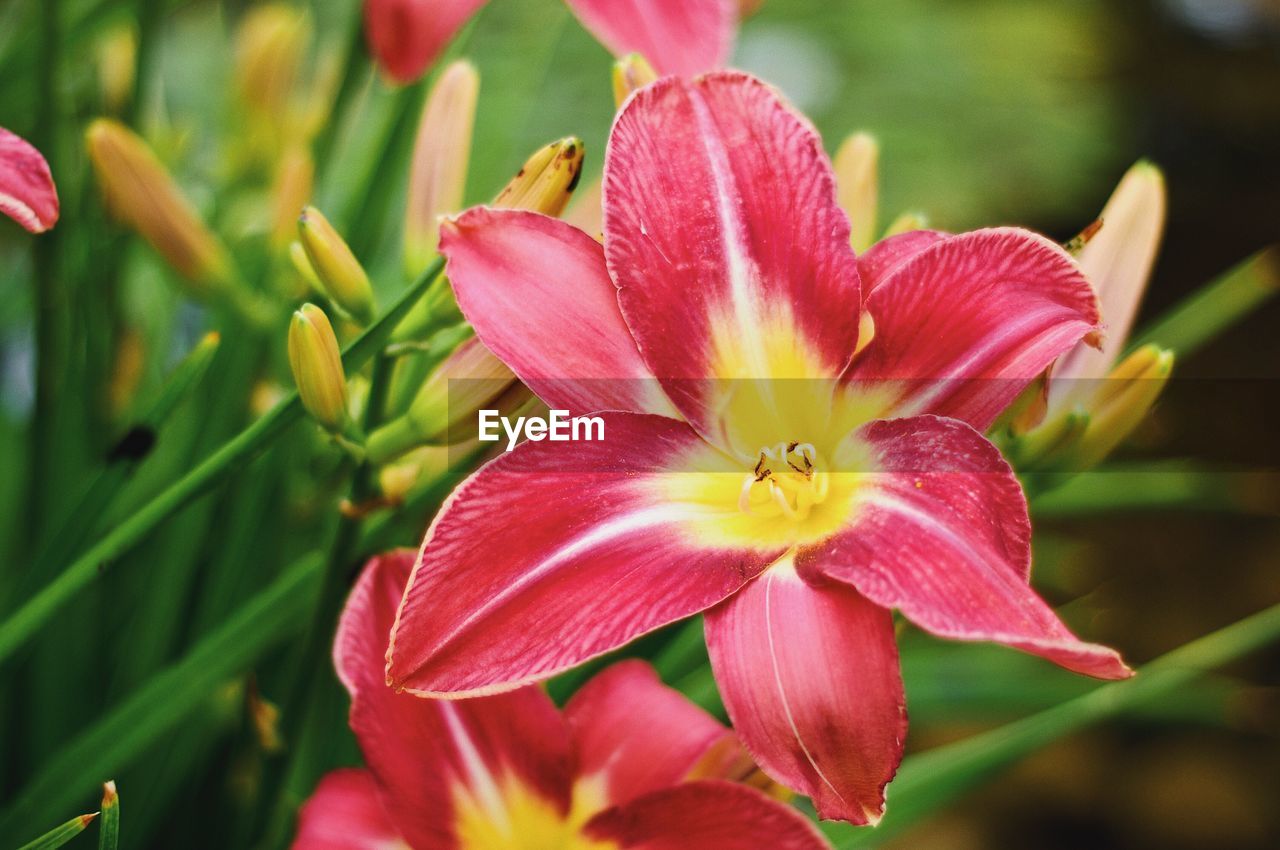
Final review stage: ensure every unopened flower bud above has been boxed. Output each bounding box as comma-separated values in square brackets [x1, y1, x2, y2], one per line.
[883, 211, 928, 238]
[404, 60, 479, 277]
[834, 132, 879, 253]
[271, 145, 314, 249]
[612, 53, 658, 107]
[297, 206, 375, 324]
[85, 119, 232, 287]
[234, 4, 311, 120]
[288, 304, 349, 433]
[1072, 344, 1174, 469]
[493, 137, 585, 217]
[96, 25, 137, 114]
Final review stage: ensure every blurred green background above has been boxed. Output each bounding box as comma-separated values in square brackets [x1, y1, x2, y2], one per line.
[0, 0, 1277, 848]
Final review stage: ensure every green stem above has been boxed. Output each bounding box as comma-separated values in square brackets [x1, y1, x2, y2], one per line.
[28, 0, 63, 550]
[828, 600, 1280, 848]
[0, 257, 444, 667]
[1127, 248, 1279, 357]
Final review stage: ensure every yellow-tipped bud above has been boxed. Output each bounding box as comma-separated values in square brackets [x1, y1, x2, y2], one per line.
[288, 304, 349, 433]
[493, 137, 585, 217]
[96, 25, 137, 114]
[884, 211, 928, 238]
[834, 132, 879, 253]
[379, 446, 451, 502]
[271, 145, 314, 249]
[234, 4, 311, 119]
[612, 53, 658, 107]
[297, 206, 375, 324]
[404, 60, 479, 277]
[1073, 344, 1174, 468]
[85, 119, 233, 288]
[289, 240, 322, 291]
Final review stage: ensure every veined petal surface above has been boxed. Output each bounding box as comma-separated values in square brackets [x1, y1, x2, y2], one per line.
[800, 415, 1132, 679]
[604, 73, 862, 448]
[441, 208, 674, 417]
[705, 559, 905, 824]
[337, 551, 573, 850]
[584, 781, 831, 849]
[564, 659, 730, 809]
[846, 228, 1100, 430]
[564, 0, 736, 77]
[389, 412, 781, 696]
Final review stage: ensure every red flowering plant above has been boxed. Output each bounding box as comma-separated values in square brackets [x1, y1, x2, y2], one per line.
[385, 71, 1132, 823]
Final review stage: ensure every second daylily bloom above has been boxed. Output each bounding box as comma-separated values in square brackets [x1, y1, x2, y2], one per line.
[391, 71, 1132, 824]
[0, 126, 59, 233]
[293, 551, 828, 849]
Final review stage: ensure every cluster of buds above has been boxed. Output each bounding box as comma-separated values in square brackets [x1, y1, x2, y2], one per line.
[1003, 162, 1174, 471]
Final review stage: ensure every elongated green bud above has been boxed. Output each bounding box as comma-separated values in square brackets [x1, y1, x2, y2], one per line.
[297, 206, 375, 324]
[288, 304, 349, 433]
[834, 132, 879, 253]
[612, 53, 657, 107]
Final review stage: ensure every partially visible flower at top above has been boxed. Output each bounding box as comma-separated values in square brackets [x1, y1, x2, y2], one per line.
[292, 550, 829, 850]
[566, 0, 737, 77]
[390, 71, 1132, 824]
[364, 0, 489, 85]
[0, 127, 59, 233]
[85, 119, 232, 287]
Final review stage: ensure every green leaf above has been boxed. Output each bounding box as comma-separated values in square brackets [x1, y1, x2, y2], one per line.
[96, 783, 118, 850]
[824, 600, 1280, 848]
[14, 813, 95, 850]
[0, 256, 443, 667]
[0, 555, 322, 833]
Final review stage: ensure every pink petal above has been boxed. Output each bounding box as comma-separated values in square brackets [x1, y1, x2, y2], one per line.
[363, 0, 487, 84]
[291, 769, 404, 850]
[856, 230, 946, 298]
[844, 228, 1100, 431]
[705, 561, 905, 824]
[604, 72, 862, 444]
[564, 0, 736, 77]
[0, 127, 58, 233]
[440, 208, 674, 417]
[336, 552, 573, 849]
[565, 659, 729, 808]
[583, 780, 831, 849]
[388, 412, 780, 696]
[799, 415, 1132, 679]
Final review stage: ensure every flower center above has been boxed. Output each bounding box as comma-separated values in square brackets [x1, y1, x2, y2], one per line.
[738, 441, 830, 522]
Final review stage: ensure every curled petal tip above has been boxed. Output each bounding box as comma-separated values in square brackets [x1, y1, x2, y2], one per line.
[0, 126, 59, 233]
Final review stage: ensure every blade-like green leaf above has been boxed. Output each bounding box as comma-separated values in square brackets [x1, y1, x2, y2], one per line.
[15, 813, 96, 850]
[0, 555, 322, 833]
[96, 783, 118, 850]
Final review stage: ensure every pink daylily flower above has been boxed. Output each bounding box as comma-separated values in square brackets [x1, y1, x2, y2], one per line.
[364, 0, 489, 84]
[389, 71, 1133, 824]
[0, 127, 58, 233]
[565, 0, 737, 76]
[293, 550, 828, 849]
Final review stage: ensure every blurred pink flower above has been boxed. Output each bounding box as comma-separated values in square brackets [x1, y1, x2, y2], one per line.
[389, 71, 1134, 824]
[293, 550, 828, 849]
[0, 127, 58, 233]
[364, 0, 489, 84]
